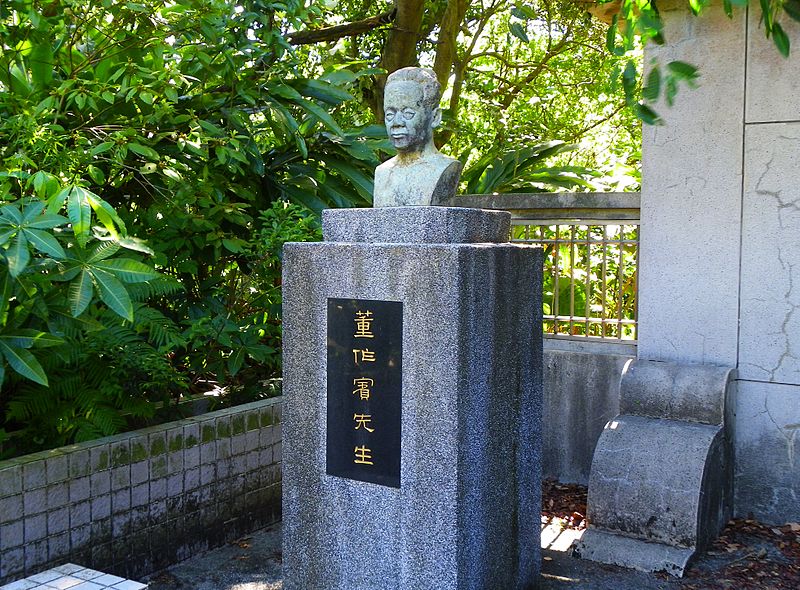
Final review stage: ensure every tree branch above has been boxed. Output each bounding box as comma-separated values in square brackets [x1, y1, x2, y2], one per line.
[287, 8, 396, 45]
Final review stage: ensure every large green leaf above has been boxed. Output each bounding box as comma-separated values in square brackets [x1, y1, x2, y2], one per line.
[0, 340, 48, 386]
[7, 232, 31, 277]
[69, 270, 94, 317]
[92, 269, 133, 321]
[67, 186, 92, 246]
[94, 259, 159, 283]
[24, 228, 66, 258]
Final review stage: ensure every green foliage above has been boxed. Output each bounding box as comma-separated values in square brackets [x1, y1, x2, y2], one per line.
[460, 141, 600, 194]
[0, 0, 372, 456]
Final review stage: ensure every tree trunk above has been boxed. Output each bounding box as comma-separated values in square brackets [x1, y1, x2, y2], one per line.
[372, 0, 425, 119]
[432, 0, 468, 89]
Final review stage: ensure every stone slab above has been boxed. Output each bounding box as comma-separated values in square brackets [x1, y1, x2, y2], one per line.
[619, 360, 734, 425]
[282, 239, 542, 590]
[586, 415, 729, 549]
[739, 122, 800, 384]
[637, 1, 746, 366]
[573, 529, 694, 577]
[542, 349, 628, 485]
[734, 380, 800, 524]
[322, 206, 511, 244]
[746, 16, 800, 123]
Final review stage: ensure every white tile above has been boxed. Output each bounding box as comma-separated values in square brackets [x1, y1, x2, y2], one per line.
[50, 567, 84, 576]
[0, 579, 40, 590]
[70, 571, 103, 582]
[89, 576, 124, 587]
[69, 583, 105, 590]
[110, 582, 147, 590]
[26, 572, 61, 585]
[43, 576, 84, 589]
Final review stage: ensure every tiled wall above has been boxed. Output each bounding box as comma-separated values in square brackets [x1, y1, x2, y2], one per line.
[0, 398, 283, 585]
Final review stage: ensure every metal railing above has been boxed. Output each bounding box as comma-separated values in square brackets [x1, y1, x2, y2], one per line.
[446, 192, 640, 342]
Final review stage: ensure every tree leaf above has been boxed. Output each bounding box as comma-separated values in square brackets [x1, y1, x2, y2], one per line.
[23, 228, 66, 258]
[785, 0, 800, 22]
[0, 341, 48, 386]
[7, 232, 30, 277]
[772, 22, 790, 58]
[91, 269, 133, 321]
[87, 241, 120, 263]
[26, 213, 68, 229]
[69, 270, 94, 317]
[94, 259, 159, 283]
[127, 143, 159, 160]
[67, 186, 92, 245]
[90, 142, 115, 156]
[291, 79, 354, 105]
[85, 190, 126, 236]
[509, 22, 530, 43]
[295, 98, 345, 135]
[667, 61, 700, 81]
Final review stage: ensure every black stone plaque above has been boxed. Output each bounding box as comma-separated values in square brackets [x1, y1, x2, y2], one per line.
[326, 298, 402, 488]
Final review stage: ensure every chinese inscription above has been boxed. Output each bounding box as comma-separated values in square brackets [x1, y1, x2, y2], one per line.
[327, 298, 402, 488]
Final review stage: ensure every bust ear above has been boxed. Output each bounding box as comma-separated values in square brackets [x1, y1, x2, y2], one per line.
[431, 107, 442, 129]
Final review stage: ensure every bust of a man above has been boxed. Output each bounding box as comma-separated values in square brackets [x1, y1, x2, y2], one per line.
[373, 67, 462, 207]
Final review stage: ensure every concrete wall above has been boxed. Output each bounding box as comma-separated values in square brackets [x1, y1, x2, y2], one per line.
[640, 3, 800, 524]
[542, 339, 633, 484]
[0, 398, 282, 585]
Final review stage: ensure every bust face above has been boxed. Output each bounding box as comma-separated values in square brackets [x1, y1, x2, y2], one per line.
[384, 81, 434, 153]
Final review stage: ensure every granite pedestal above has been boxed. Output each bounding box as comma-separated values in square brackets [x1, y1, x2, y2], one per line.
[282, 207, 543, 590]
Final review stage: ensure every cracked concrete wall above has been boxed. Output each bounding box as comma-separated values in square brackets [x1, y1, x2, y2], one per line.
[639, 4, 800, 524]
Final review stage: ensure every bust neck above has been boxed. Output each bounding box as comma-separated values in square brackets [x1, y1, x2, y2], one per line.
[394, 143, 441, 166]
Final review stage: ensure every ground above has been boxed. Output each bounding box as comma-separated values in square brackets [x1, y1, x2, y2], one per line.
[145, 480, 800, 590]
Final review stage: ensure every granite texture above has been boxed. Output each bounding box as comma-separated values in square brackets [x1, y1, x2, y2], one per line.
[282, 208, 542, 590]
[322, 207, 511, 244]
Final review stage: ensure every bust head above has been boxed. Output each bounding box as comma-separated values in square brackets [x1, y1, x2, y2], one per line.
[383, 67, 442, 155]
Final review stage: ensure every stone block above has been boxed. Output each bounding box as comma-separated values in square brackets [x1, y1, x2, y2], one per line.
[734, 380, 800, 524]
[69, 476, 91, 503]
[46, 453, 69, 483]
[619, 360, 734, 425]
[739, 122, 800, 384]
[576, 415, 731, 575]
[542, 346, 628, 484]
[70, 500, 91, 527]
[23, 513, 46, 543]
[47, 507, 69, 535]
[0, 463, 22, 497]
[638, 1, 746, 366]
[282, 208, 542, 590]
[91, 495, 111, 521]
[46, 483, 68, 509]
[322, 206, 510, 244]
[22, 488, 46, 514]
[22, 461, 46, 490]
[90, 471, 111, 496]
[0, 519, 23, 550]
[68, 449, 90, 478]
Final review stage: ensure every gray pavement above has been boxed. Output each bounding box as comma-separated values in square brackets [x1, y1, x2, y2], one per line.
[143, 522, 701, 590]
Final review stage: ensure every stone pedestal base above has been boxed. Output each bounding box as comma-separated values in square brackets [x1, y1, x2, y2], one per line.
[282, 207, 543, 590]
[575, 360, 734, 577]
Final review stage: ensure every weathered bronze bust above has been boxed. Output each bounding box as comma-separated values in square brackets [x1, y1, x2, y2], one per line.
[373, 67, 462, 207]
